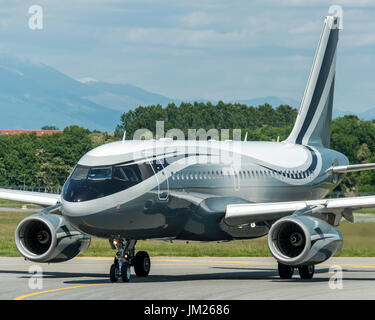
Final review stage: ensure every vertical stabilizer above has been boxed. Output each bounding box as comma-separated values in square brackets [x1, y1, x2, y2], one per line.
[285, 15, 340, 148]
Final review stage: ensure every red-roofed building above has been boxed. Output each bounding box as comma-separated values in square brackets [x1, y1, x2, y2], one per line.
[0, 130, 62, 137]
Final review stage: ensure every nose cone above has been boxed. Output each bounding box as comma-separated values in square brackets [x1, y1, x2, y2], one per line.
[61, 196, 100, 218]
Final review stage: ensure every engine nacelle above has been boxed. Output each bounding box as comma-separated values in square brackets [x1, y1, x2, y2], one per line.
[15, 213, 90, 263]
[268, 215, 343, 266]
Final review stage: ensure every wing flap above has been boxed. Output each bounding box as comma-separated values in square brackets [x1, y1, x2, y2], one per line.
[0, 188, 61, 207]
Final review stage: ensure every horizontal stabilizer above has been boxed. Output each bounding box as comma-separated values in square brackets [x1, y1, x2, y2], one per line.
[331, 163, 375, 173]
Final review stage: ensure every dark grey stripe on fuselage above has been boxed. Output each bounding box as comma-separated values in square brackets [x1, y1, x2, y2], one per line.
[259, 145, 318, 180]
[295, 28, 338, 144]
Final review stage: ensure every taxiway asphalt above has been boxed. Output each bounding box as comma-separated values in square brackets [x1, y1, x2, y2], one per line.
[1, 256, 375, 300]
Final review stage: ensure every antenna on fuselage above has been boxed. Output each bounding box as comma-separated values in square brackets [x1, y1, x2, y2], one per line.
[122, 130, 126, 142]
[244, 132, 248, 142]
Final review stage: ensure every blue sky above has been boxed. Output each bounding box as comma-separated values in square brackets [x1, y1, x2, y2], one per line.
[0, 0, 374, 112]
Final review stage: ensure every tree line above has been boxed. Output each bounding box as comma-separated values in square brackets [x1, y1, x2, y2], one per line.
[114, 102, 375, 193]
[0, 126, 116, 187]
[1, 101, 375, 193]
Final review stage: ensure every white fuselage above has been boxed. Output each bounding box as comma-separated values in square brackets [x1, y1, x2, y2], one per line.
[60, 139, 348, 241]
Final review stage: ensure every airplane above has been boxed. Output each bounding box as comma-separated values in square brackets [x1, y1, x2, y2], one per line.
[1, 13, 375, 283]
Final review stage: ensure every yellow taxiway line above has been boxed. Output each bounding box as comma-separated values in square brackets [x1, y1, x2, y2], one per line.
[14, 283, 108, 300]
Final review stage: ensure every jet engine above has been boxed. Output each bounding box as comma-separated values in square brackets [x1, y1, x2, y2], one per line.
[268, 215, 343, 266]
[15, 213, 90, 263]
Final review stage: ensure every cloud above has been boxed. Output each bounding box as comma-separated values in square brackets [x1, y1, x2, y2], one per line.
[124, 27, 252, 48]
[288, 20, 322, 34]
[181, 11, 213, 27]
[0, 0, 374, 112]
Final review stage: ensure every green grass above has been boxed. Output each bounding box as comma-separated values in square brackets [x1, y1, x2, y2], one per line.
[0, 199, 41, 209]
[353, 208, 375, 214]
[1, 210, 375, 257]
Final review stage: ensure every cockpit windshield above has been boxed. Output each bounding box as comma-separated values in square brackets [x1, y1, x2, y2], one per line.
[63, 162, 155, 202]
[88, 167, 112, 180]
[70, 167, 89, 180]
[113, 166, 140, 182]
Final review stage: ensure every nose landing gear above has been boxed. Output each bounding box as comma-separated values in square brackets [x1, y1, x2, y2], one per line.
[109, 238, 151, 283]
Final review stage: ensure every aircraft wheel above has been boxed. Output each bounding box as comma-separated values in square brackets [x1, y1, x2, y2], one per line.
[110, 263, 119, 282]
[298, 264, 315, 279]
[121, 264, 131, 282]
[278, 262, 294, 279]
[134, 251, 151, 277]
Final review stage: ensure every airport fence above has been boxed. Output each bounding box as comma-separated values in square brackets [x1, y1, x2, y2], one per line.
[0, 185, 63, 194]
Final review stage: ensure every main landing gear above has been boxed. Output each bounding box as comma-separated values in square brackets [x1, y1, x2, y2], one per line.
[109, 239, 151, 283]
[278, 262, 315, 280]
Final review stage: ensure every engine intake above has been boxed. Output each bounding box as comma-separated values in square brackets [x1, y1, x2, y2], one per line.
[268, 215, 343, 266]
[15, 213, 90, 263]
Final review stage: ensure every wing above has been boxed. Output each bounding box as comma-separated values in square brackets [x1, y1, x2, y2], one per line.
[0, 188, 61, 207]
[225, 195, 375, 226]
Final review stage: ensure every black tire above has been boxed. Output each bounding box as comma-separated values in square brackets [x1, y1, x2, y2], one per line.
[278, 262, 294, 279]
[121, 264, 131, 282]
[110, 263, 119, 283]
[298, 264, 315, 279]
[134, 251, 151, 277]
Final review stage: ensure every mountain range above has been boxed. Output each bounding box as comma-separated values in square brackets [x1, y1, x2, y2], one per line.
[0, 55, 371, 132]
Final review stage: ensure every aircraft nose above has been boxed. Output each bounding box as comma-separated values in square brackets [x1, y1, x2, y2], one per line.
[63, 179, 104, 203]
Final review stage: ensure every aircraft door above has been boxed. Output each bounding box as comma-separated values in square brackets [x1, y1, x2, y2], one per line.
[149, 158, 169, 201]
[225, 166, 240, 192]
